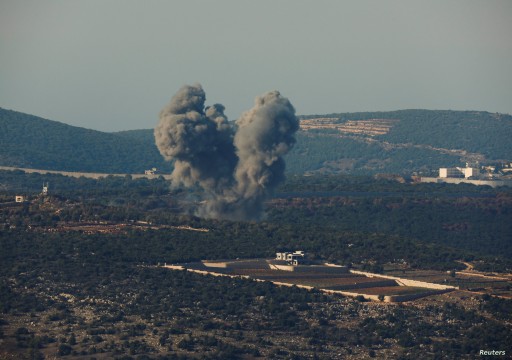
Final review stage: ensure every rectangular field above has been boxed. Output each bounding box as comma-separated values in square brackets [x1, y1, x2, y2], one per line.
[178, 261, 454, 302]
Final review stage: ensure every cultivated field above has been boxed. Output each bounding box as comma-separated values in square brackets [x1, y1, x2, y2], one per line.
[384, 268, 512, 299]
[182, 260, 453, 302]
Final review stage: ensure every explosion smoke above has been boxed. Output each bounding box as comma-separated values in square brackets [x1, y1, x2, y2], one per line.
[154, 84, 298, 221]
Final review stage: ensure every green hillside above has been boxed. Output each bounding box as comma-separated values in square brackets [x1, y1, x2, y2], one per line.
[286, 132, 461, 175]
[379, 110, 511, 159]
[289, 109, 512, 175]
[0, 108, 170, 173]
[1, 107, 510, 175]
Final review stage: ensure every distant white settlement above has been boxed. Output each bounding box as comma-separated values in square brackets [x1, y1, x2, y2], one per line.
[420, 162, 512, 187]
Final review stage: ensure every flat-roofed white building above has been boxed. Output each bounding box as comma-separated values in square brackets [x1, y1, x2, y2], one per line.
[463, 167, 479, 178]
[440, 167, 479, 179]
[439, 168, 464, 178]
[275, 251, 306, 265]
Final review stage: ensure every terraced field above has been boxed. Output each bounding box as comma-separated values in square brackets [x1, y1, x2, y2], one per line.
[181, 261, 453, 302]
[299, 118, 399, 136]
[237, 270, 396, 290]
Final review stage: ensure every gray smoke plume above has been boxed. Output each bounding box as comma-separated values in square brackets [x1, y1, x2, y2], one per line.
[154, 84, 298, 221]
[154, 84, 237, 192]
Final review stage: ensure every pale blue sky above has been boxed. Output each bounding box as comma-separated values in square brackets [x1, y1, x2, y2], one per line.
[1, 0, 511, 131]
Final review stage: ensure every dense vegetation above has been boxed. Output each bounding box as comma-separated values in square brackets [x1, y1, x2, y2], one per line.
[2, 107, 511, 175]
[0, 108, 170, 173]
[1, 169, 511, 270]
[300, 109, 512, 160]
[285, 132, 461, 175]
[2, 234, 510, 359]
[1, 170, 511, 358]
[273, 191, 512, 261]
[377, 110, 512, 160]
[289, 109, 512, 174]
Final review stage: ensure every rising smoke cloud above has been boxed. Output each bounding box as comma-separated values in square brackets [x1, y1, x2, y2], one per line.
[154, 84, 298, 221]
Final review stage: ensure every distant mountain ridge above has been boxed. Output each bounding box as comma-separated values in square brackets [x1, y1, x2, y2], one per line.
[0, 108, 171, 173]
[1, 107, 510, 175]
[287, 109, 512, 175]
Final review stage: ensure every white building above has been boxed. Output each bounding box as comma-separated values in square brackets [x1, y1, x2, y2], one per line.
[463, 167, 479, 178]
[439, 168, 463, 178]
[275, 251, 306, 266]
[439, 166, 479, 179]
[15, 195, 26, 203]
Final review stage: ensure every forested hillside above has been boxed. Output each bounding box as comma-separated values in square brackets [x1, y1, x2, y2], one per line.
[285, 132, 461, 174]
[1, 170, 511, 358]
[1, 108, 510, 175]
[378, 110, 511, 159]
[289, 110, 512, 174]
[0, 108, 170, 173]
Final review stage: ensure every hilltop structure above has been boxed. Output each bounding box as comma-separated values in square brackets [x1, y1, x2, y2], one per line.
[420, 162, 512, 187]
[15, 195, 26, 203]
[439, 163, 480, 179]
[42, 182, 49, 196]
[275, 251, 306, 265]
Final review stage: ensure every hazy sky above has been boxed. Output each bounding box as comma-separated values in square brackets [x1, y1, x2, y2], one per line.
[1, 1, 511, 132]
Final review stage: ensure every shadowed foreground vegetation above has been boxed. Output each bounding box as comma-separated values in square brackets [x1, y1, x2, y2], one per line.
[1, 170, 511, 358]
